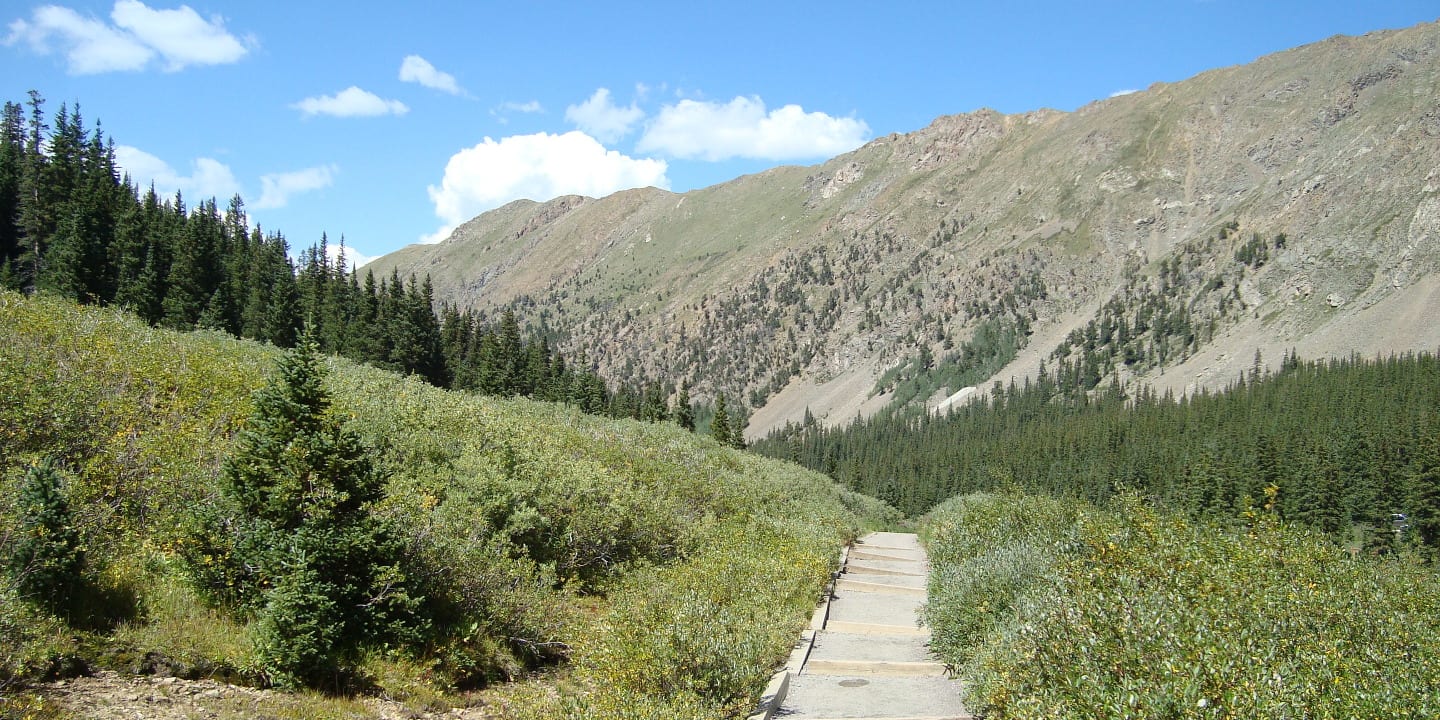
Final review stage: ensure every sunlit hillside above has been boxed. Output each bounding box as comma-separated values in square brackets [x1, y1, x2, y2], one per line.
[0, 291, 897, 719]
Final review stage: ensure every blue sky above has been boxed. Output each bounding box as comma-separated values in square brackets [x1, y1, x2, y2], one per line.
[3, 1, 1436, 266]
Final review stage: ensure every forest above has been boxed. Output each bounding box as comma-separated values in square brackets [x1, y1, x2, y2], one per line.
[0, 92, 690, 426]
[755, 350, 1440, 552]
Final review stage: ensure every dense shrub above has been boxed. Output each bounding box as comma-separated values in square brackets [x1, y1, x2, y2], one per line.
[923, 491, 1440, 718]
[921, 492, 1081, 670]
[496, 516, 838, 720]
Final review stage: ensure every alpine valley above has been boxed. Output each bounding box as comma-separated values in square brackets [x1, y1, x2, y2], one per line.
[371, 21, 1440, 438]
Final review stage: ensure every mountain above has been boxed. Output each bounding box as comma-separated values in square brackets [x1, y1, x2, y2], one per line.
[371, 21, 1440, 438]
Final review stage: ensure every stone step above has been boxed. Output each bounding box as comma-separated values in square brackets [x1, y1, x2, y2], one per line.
[846, 559, 928, 577]
[804, 659, 949, 677]
[808, 631, 935, 665]
[850, 548, 929, 564]
[836, 576, 928, 597]
[780, 674, 971, 719]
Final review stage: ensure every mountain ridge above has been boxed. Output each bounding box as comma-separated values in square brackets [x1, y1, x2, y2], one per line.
[372, 20, 1440, 438]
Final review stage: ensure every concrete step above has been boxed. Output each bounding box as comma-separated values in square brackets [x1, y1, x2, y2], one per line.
[846, 559, 928, 577]
[829, 587, 927, 627]
[828, 580, 925, 628]
[803, 659, 949, 677]
[807, 631, 935, 665]
[780, 674, 971, 719]
[856, 531, 924, 551]
[825, 620, 929, 637]
[852, 545, 927, 561]
[754, 532, 970, 720]
[836, 576, 927, 597]
[850, 548, 929, 564]
[844, 567, 928, 587]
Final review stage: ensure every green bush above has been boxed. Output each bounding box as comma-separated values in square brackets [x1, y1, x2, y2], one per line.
[923, 491, 1440, 718]
[921, 492, 1081, 672]
[496, 516, 838, 719]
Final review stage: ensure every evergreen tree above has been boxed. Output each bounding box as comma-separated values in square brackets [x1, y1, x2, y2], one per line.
[0, 101, 23, 276]
[191, 335, 416, 688]
[675, 383, 695, 431]
[711, 395, 732, 446]
[729, 404, 748, 449]
[1407, 430, 1440, 550]
[7, 459, 85, 616]
[15, 91, 51, 292]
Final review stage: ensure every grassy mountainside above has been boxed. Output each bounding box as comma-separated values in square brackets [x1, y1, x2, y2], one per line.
[373, 21, 1440, 435]
[0, 292, 897, 718]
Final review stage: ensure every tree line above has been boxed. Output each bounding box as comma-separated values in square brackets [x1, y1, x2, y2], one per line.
[0, 92, 701, 426]
[754, 350, 1440, 554]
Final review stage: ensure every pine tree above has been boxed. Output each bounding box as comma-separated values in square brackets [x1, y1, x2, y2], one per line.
[711, 395, 732, 445]
[675, 383, 695, 431]
[1406, 429, 1440, 550]
[15, 91, 51, 292]
[0, 101, 23, 274]
[190, 335, 415, 688]
[7, 459, 86, 616]
[492, 309, 523, 394]
[728, 404, 748, 449]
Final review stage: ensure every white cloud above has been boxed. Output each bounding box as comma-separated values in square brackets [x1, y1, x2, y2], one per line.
[255, 164, 337, 209]
[423, 130, 668, 243]
[637, 96, 869, 161]
[399, 54, 463, 95]
[5, 5, 152, 73]
[326, 242, 375, 270]
[3, 1, 248, 74]
[1110, 88, 1140, 98]
[114, 144, 242, 202]
[499, 100, 542, 113]
[565, 88, 644, 143]
[293, 86, 408, 118]
[110, 0, 247, 71]
[489, 100, 543, 124]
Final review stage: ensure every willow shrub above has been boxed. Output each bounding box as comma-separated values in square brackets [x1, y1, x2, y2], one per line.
[920, 492, 1082, 670]
[924, 490, 1440, 719]
[496, 515, 838, 720]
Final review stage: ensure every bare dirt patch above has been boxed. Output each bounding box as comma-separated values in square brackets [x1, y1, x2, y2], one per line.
[18, 671, 493, 720]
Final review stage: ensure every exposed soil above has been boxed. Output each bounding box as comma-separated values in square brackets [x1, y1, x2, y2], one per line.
[18, 671, 495, 720]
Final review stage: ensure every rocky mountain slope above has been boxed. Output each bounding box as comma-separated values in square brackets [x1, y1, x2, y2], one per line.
[372, 21, 1440, 438]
